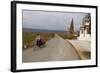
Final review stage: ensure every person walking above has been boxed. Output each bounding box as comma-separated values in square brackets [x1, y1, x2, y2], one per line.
[35, 34, 43, 47]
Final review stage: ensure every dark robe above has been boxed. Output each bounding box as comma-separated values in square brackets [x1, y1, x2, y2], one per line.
[36, 39, 43, 47]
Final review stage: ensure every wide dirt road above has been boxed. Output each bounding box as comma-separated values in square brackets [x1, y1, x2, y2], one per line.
[22, 34, 81, 63]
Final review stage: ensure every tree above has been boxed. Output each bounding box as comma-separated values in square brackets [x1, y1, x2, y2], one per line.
[88, 14, 91, 34]
[69, 19, 75, 35]
[67, 19, 76, 39]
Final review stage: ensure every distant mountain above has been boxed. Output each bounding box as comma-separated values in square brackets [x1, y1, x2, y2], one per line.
[23, 28, 67, 33]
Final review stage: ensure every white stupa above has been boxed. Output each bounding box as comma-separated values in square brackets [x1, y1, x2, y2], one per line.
[78, 14, 91, 41]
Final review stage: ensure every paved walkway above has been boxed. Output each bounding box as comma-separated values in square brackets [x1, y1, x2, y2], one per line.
[68, 40, 91, 59]
[22, 34, 81, 63]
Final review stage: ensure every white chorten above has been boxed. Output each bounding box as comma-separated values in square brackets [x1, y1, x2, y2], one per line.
[78, 14, 91, 41]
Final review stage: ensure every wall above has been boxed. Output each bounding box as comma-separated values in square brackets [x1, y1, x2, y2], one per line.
[0, 0, 99, 73]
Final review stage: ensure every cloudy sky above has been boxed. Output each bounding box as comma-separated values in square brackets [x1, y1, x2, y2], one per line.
[22, 10, 88, 31]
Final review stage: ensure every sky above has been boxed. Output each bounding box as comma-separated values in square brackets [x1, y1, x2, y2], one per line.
[22, 10, 88, 31]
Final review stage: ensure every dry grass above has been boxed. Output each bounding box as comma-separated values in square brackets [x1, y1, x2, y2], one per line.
[23, 31, 77, 50]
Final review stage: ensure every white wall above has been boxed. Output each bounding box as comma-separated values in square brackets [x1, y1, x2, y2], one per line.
[0, 0, 100, 73]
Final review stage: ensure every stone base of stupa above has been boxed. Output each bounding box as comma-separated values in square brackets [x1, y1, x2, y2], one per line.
[78, 36, 91, 41]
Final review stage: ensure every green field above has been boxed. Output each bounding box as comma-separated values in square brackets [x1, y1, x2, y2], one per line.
[23, 31, 77, 49]
[23, 32, 54, 49]
[23, 32, 36, 47]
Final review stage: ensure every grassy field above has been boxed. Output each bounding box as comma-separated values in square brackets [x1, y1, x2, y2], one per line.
[23, 32, 55, 49]
[23, 32, 36, 48]
[23, 31, 78, 49]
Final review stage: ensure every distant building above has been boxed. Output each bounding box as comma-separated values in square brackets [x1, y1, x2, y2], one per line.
[78, 14, 91, 41]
